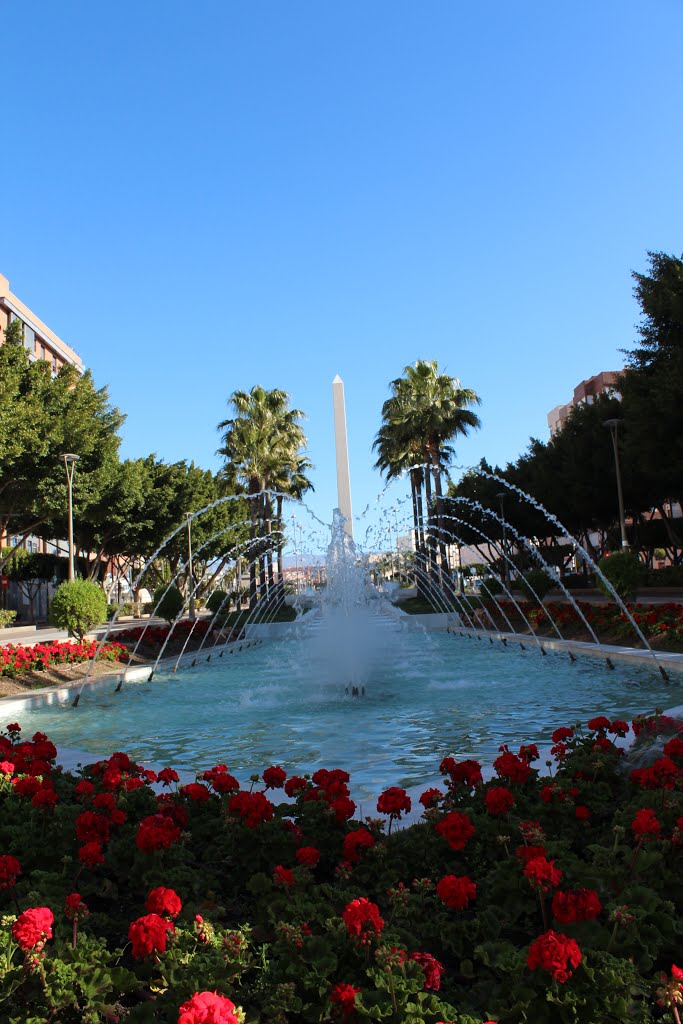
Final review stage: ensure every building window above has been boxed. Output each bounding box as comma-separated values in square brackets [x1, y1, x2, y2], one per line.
[52, 354, 57, 373]
[40, 343, 46, 359]
[24, 324, 35, 352]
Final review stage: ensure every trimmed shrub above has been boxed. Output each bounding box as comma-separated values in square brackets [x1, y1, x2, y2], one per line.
[152, 585, 185, 624]
[597, 551, 647, 602]
[519, 568, 556, 604]
[0, 610, 17, 628]
[479, 575, 502, 598]
[50, 579, 107, 640]
[206, 590, 229, 614]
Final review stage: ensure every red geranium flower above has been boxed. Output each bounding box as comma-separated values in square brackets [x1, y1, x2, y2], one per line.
[527, 929, 582, 982]
[330, 983, 360, 1017]
[228, 791, 274, 829]
[12, 907, 54, 950]
[551, 888, 602, 924]
[419, 787, 443, 809]
[377, 786, 411, 819]
[631, 807, 661, 838]
[64, 893, 89, 920]
[523, 856, 562, 893]
[128, 913, 174, 959]
[436, 874, 476, 911]
[136, 814, 182, 853]
[178, 990, 242, 1024]
[0, 854, 21, 889]
[411, 951, 444, 990]
[342, 898, 384, 942]
[273, 865, 295, 888]
[284, 775, 307, 797]
[587, 716, 610, 732]
[343, 828, 376, 864]
[485, 786, 515, 816]
[435, 811, 475, 851]
[296, 846, 320, 867]
[146, 886, 182, 919]
[181, 783, 210, 802]
[263, 765, 287, 789]
[78, 842, 105, 868]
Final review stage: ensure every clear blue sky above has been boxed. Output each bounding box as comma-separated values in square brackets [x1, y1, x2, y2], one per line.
[3, 1, 682, 551]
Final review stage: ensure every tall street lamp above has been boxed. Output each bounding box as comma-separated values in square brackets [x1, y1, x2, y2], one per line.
[185, 512, 196, 620]
[495, 491, 511, 590]
[61, 454, 80, 581]
[603, 419, 629, 550]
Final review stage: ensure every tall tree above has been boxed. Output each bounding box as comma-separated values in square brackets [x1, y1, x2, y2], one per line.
[375, 361, 481, 588]
[217, 386, 311, 607]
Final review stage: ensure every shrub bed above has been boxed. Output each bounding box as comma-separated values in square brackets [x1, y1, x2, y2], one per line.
[0, 714, 681, 1021]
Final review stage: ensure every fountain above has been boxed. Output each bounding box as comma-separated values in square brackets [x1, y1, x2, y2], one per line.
[7, 378, 681, 799]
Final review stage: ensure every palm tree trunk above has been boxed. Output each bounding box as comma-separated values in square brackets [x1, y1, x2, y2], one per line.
[429, 441, 451, 584]
[265, 494, 275, 595]
[276, 495, 285, 588]
[422, 448, 438, 581]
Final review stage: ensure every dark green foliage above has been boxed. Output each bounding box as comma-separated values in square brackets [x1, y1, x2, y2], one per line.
[49, 578, 108, 639]
[152, 585, 185, 623]
[518, 569, 556, 604]
[597, 551, 647, 601]
[206, 590, 229, 613]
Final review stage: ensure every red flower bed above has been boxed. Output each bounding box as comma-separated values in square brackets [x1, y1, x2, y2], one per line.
[0, 639, 126, 678]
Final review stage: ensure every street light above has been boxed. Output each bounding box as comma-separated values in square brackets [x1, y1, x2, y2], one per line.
[61, 454, 80, 581]
[185, 512, 196, 620]
[495, 492, 511, 590]
[603, 419, 629, 550]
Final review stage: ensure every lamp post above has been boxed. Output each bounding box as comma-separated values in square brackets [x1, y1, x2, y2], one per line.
[61, 454, 80, 581]
[185, 512, 195, 620]
[495, 492, 510, 590]
[603, 419, 629, 550]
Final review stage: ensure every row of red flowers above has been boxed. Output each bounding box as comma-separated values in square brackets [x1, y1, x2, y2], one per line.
[0, 639, 126, 678]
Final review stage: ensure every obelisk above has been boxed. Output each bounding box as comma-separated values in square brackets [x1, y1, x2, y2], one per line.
[332, 374, 353, 538]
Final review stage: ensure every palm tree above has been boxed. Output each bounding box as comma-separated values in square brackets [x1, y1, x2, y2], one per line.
[217, 386, 311, 607]
[374, 361, 481, 588]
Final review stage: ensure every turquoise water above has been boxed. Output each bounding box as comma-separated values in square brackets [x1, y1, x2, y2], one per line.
[17, 615, 679, 800]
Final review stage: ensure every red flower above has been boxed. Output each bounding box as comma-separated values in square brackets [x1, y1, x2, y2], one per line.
[441, 758, 482, 790]
[664, 737, 683, 759]
[64, 893, 89, 920]
[74, 780, 95, 801]
[631, 807, 661, 837]
[419, 787, 443, 809]
[342, 898, 384, 942]
[377, 787, 411, 819]
[436, 874, 476, 910]
[527, 929, 582, 982]
[410, 951, 444, 990]
[485, 786, 515, 816]
[523, 856, 562, 893]
[516, 845, 547, 865]
[435, 811, 475, 851]
[178, 990, 242, 1024]
[228, 791, 274, 829]
[609, 720, 629, 736]
[157, 767, 179, 786]
[330, 983, 360, 1017]
[146, 886, 182, 919]
[575, 805, 590, 821]
[587, 716, 610, 732]
[551, 727, 574, 744]
[329, 796, 356, 822]
[12, 907, 54, 950]
[136, 814, 182, 853]
[181, 783, 210, 802]
[284, 775, 307, 797]
[263, 765, 287, 789]
[343, 828, 376, 864]
[274, 865, 295, 888]
[0, 854, 21, 889]
[493, 751, 531, 784]
[296, 846, 320, 867]
[76, 811, 110, 845]
[128, 913, 174, 959]
[78, 842, 104, 868]
[552, 889, 602, 924]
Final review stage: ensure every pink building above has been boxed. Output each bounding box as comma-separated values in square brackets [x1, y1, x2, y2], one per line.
[547, 370, 621, 434]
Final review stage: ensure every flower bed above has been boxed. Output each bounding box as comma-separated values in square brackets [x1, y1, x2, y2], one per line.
[0, 714, 681, 1022]
[484, 599, 683, 650]
[0, 639, 127, 679]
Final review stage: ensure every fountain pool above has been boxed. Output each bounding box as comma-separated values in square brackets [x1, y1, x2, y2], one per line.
[15, 614, 679, 801]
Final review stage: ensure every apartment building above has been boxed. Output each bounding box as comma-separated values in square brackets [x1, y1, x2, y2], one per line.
[0, 272, 84, 374]
[547, 370, 621, 434]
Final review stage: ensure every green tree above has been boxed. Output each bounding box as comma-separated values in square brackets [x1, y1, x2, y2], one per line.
[375, 361, 481, 590]
[217, 387, 311, 607]
[50, 578, 107, 640]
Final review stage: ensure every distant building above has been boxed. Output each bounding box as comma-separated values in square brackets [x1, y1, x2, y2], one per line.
[547, 370, 621, 435]
[0, 272, 83, 374]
